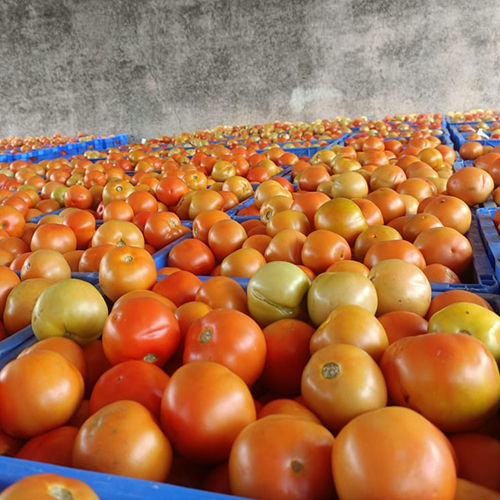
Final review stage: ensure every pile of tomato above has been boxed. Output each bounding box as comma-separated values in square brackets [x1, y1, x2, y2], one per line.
[0, 117, 498, 500]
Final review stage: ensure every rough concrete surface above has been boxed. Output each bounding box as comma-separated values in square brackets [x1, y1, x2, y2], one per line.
[0, 0, 498, 139]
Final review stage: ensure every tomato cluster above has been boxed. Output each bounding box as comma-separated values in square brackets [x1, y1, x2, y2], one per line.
[0, 117, 498, 499]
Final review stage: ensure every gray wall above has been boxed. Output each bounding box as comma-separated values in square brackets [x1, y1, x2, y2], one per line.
[0, 0, 498, 140]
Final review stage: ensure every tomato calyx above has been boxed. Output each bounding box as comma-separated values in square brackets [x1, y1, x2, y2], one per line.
[199, 328, 212, 344]
[321, 362, 341, 379]
[49, 485, 74, 500]
[291, 460, 304, 473]
[143, 353, 158, 363]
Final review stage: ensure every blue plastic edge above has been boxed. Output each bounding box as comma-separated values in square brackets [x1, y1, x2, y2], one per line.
[0, 456, 245, 500]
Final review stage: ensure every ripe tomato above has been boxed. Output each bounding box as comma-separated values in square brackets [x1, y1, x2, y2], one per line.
[332, 406, 457, 500]
[20, 248, 71, 281]
[63, 185, 93, 209]
[449, 433, 500, 491]
[73, 400, 172, 481]
[99, 245, 157, 302]
[143, 211, 187, 249]
[264, 229, 306, 264]
[301, 344, 387, 431]
[261, 319, 314, 396]
[301, 229, 351, 274]
[310, 304, 388, 361]
[92, 220, 145, 248]
[207, 219, 247, 261]
[168, 238, 216, 275]
[229, 415, 335, 500]
[83, 340, 112, 397]
[0, 350, 84, 438]
[195, 275, 248, 313]
[161, 361, 256, 464]
[0, 206, 25, 237]
[0, 266, 20, 318]
[152, 270, 202, 306]
[15, 426, 78, 467]
[257, 398, 320, 423]
[19, 337, 87, 380]
[89, 360, 169, 420]
[363, 239, 426, 269]
[381, 332, 500, 432]
[414, 226, 473, 275]
[220, 247, 266, 278]
[426, 289, 493, 319]
[0, 473, 99, 500]
[184, 309, 266, 386]
[378, 310, 428, 344]
[102, 296, 180, 366]
[30, 223, 77, 253]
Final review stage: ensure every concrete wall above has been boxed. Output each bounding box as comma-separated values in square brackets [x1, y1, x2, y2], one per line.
[0, 0, 498, 140]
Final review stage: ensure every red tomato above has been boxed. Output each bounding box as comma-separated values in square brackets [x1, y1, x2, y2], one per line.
[381, 333, 500, 432]
[261, 319, 315, 396]
[89, 360, 169, 420]
[168, 238, 216, 275]
[161, 361, 256, 464]
[102, 296, 180, 366]
[183, 309, 266, 386]
[332, 406, 457, 500]
[0, 350, 84, 438]
[229, 415, 335, 500]
[152, 270, 202, 307]
[15, 426, 78, 467]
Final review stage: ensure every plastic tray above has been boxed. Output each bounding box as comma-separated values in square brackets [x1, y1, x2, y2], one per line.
[0, 456, 242, 499]
[476, 207, 500, 283]
[448, 124, 500, 150]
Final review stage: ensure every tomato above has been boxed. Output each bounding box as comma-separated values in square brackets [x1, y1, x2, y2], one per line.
[332, 406, 457, 500]
[161, 361, 256, 464]
[422, 194, 471, 234]
[426, 289, 493, 319]
[427, 302, 500, 362]
[143, 211, 187, 249]
[101, 179, 134, 204]
[195, 276, 249, 313]
[149, 274, 201, 310]
[353, 225, 402, 262]
[229, 415, 335, 500]
[89, 360, 169, 420]
[220, 247, 266, 278]
[82, 340, 112, 397]
[363, 239, 426, 270]
[184, 309, 266, 386]
[207, 219, 247, 261]
[168, 238, 216, 275]
[31, 279, 108, 346]
[447, 167, 494, 206]
[0, 473, 99, 500]
[449, 433, 500, 491]
[99, 245, 157, 302]
[0, 350, 84, 438]
[0, 266, 20, 318]
[0, 206, 25, 238]
[156, 177, 190, 207]
[102, 296, 180, 366]
[77, 244, 114, 273]
[263, 229, 306, 264]
[73, 400, 172, 481]
[30, 223, 77, 253]
[378, 310, 428, 344]
[331, 171, 369, 198]
[15, 426, 78, 467]
[257, 398, 320, 423]
[19, 337, 87, 380]
[191, 210, 230, 242]
[247, 262, 311, 326]
[381, 333, 500, 432]
[259, 319, 315, 397]
[307, 271, 377, 326]
[368, 259, 431, 316]
[63, 185, 93, 209]
[300, 230, 351, 274]
[102, 199, 134, 222]
[366, 188, 406, 223]
[92, 220, 144, 248]
[301, 344, 387, 431]
[414, 226, 473, 275]
[310, 304, 388, 361]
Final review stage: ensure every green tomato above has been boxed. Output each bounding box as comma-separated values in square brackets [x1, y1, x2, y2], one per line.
[51, 186, 68, 206]
[247, 262, 311, 327]
[32, 279, 109, 346]
[428, 302, 500, 363]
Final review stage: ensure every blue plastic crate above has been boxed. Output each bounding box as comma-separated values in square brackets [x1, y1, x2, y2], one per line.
[0, 456, 243, 499]
[448, 124, 500, 151]
[476, 207, 500, 283]
[28, 208, 64, 223]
